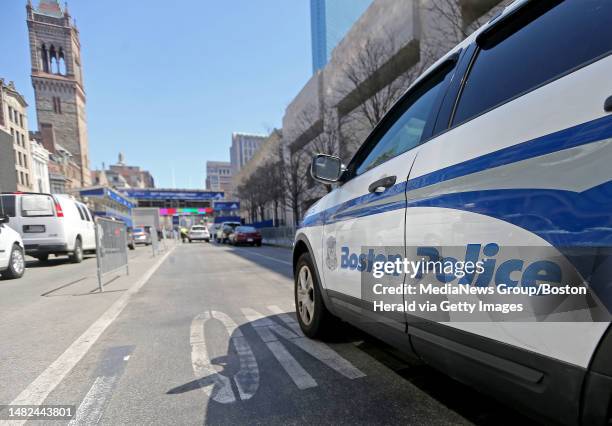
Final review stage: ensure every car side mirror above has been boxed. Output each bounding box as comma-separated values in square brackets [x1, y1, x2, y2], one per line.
[311, 154, 344, 183]
[0, 215, 9, 225]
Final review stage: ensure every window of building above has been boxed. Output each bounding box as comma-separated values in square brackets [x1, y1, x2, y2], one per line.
[52, 97, 62, 114]
[453, 0, 612, 125]
[8, 106, 13, 122]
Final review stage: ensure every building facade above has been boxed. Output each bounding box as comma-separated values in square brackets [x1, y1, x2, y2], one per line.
[310, 0, 373, 73]
[30, 138, 50, 193]
[229, 132, 266, 174]
[0, 130, 18, 192]
[90, 154, 155, 189]
[26, 0, 91, 187]
[0, 79, 34, 192]
[205, 161, 233, 197]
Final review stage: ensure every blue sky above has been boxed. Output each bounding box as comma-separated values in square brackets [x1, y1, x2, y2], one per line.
[0, 0, 312, 188]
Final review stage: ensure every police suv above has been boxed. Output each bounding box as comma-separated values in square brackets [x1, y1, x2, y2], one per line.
[293, 1, 612, 424]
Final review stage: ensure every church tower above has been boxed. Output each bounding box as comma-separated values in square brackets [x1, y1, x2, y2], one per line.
[26, 0, 90, 186]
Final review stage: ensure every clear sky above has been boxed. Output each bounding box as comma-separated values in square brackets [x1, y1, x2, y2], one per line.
[0, 0, 312, 188]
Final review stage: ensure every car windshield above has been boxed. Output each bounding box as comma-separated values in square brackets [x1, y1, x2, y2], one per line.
[191, 226, 205, 230]
[237, 226, 256, 232]
[133, 228, 145, 233]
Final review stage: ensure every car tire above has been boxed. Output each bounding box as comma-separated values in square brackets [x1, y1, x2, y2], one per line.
[128, 244, 135, 250]
[70, 238, 83, 263]
[294, 252, 338, 338]
[35, 254, 49, 262]
[4, 244, 25, 279]
[189, 239, 192, 243]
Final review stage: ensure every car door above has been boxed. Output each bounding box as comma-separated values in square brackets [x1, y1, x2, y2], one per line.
[0, 223, 11, 269]
[321, 58, 459, 333]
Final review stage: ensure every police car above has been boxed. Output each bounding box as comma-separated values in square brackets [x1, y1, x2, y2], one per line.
[292, 1, 612, 424]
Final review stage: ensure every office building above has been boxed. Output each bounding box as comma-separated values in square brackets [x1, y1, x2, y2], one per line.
[229, 132, 266, 174]
[310, 0, 373, 73]
[205, 161, 233, 197]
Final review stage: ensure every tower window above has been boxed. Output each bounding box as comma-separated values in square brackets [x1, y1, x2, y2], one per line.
[41, 44, 49, 73]
[52, 97, 62, 114]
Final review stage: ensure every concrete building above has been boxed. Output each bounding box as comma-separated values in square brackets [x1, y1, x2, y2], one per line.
[0, 130, 18, 192]
[230, 132, 266, 174]
[205, 161, 233, 197]
[0, 79, 33, 192]
[282, 0, 509, 223]
[310, 0, 373, 73]
[30, 138, 50, 193]
[232, 130, 285, 223]
[27, 0, 91, 187]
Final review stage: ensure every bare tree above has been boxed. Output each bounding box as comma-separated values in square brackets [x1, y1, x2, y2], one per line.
[281, 148, 311, 227]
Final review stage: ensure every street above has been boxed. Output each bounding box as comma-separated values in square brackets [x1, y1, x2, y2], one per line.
[0, 242, 539, 425]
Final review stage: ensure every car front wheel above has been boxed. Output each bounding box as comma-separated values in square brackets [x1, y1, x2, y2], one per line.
[4, 244, 25, 279]
[294, 252, 337, 338]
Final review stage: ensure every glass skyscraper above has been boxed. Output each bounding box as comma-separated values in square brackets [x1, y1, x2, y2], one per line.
[310, 0, 373, 73]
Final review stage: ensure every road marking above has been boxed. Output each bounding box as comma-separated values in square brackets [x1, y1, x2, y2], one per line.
[242, 307, 366, 388]
[2, 247, 174, 426]
[69, 346, 134, 426]
[190, 311, 259, 404]
[232, 248, 292, 266]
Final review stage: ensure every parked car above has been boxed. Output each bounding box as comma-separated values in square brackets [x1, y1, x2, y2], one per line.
[132, 227, 152, 245]
[229, 226, 262, 246]
[0, 192, 96, 263]
[126, 227, 136, 250]
[188, 225, 210, 242]
[0, 214, 25, 279]
[295, 1, 612, 424]
[215, 222, 240, 243]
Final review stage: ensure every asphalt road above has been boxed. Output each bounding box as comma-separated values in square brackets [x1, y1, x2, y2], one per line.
[0, 242, 538, 425]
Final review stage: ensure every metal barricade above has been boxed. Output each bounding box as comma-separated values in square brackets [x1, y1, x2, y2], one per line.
[94, 217, 129, 292]
[150, 227, 160, 256]
[259, 226, 296, 247]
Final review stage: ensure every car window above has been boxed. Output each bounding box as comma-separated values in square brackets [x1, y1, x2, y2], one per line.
[355, 63, 453, 176]
[134, 227, 144, 233]
[191, 226, 205, 230]
[21, 195, 55, 217]
[237, 226, 256, 232]
[75, 204, 86, 220]
[0, 195, 16, 217]
[453, 0, 612, 125]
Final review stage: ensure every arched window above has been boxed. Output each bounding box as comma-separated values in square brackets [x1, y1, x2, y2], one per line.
[58, 48, 66, 75]
[41, 43, 49, 73]
[49, 45, 58, 74]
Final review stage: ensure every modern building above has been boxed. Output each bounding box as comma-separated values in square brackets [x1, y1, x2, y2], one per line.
[0, 79, 34, 192]
[232, 129, 286, 224]
[27, 0, 91, 187]
[30, 138, 50, 193]
[229, 132, 266, 175]
[310, 0, 373, 73]
[205, 161, 233, 198]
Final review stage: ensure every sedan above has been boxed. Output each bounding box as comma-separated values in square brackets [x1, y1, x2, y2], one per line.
[188, 225, 210, 242]
[230, 226, 262, 246]
[133, 227, 152, 245]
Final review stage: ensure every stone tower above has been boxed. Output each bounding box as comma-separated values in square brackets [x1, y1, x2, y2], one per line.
[26, 0, 90, 186]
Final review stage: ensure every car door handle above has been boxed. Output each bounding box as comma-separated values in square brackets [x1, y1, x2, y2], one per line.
[368, 176, 396, 193]
[605, 95, 612, 112]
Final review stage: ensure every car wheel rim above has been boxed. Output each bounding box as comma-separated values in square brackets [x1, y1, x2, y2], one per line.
[297, 265, 315, 326]
[12, 249, 24, 274]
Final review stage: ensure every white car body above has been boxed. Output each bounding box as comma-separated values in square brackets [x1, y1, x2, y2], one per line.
[188, 225, 210, 242]
[294, 1, 612, 424]
[0, 193, 96, 259]
[0, 219, 24, 277]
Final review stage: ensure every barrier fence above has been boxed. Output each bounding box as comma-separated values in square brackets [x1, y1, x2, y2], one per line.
[259, 226, 295, 248]
[94, 217, 129, 292]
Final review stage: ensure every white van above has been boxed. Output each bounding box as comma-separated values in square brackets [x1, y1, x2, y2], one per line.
[296, 1, 612, 424]
[0, 193, 96, 263]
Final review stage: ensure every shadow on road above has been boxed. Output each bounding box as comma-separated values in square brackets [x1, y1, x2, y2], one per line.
[168, 308, 540, 426]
